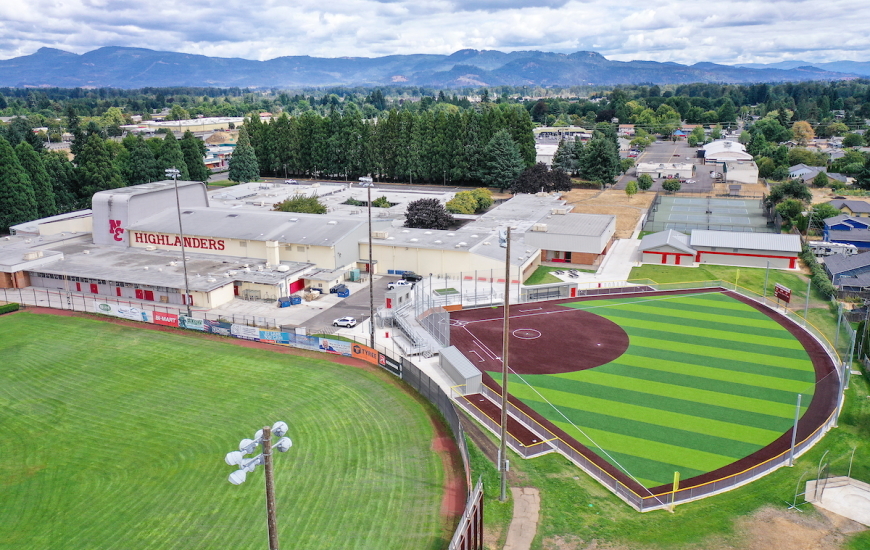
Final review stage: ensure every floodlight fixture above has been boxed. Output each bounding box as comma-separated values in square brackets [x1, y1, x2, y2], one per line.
[272, 421, 288, 437]
[225, 451, 244, 466]
[228, 470, 247, 485]
[275, 437, 292, 453]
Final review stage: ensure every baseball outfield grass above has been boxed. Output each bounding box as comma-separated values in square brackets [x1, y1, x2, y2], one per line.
[499, 292, 817, 488]
[0, 312, 444, 550]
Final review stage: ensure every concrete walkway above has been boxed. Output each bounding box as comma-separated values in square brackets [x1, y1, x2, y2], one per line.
[503, 487, 540, 550]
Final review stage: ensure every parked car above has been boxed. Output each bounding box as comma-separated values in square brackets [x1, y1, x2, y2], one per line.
[284, 179, 298, 185]
[332, 317, 357, 328]
[329, 283, 348, 294]
[400, 271, 423, 282]
[387, 280, 413, 290]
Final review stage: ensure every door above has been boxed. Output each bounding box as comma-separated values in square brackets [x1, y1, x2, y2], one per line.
[233, 285, 240, 296]
[89, 283, 99, 294]
[116, 287, 122, 296]
[144, 290, 154, 301]
[288, 279, 305, 293]
[135, 289, 144, 300]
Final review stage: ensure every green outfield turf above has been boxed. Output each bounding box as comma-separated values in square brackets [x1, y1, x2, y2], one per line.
[498, 292, 817, 489]
[0, 313, 445, 550]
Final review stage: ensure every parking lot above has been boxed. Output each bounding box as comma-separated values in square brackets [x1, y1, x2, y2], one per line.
[615, 139, 716, 193]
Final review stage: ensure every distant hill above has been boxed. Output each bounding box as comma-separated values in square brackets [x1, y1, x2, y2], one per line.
[0, 46, 861, 89]
[735, 60, 870, 77]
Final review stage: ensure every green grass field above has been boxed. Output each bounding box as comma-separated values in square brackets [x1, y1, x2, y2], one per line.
[0, 313, 445, 550]
[496, 292, 817, 488]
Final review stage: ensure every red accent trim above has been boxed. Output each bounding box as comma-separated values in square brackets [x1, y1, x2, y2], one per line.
[675, 255, 681, 266]
[696, 250, 798, 260]
[661, 254, 667, 264]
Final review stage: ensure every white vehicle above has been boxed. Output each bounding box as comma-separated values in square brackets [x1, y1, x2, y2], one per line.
[387, 280, 413, 290]
[332, 317, 357, 328]
[283, 179, 298, 185]
[808, 241, 858, 258]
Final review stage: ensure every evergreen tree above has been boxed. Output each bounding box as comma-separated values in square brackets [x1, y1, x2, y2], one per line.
[404, 198, 455, 230]
[122, 135, 160, 186]
[228, 126, 259, 182]
[75, 133, 125, 202]
[180, 130, 210, 182]
[580, 136, 620, 185]
[481, 129, 525, 189]
[0, 137, 38, 232]
[44, 150, 80, 213]
[15, 142, 56, 217]
[157, 133, 190, 180]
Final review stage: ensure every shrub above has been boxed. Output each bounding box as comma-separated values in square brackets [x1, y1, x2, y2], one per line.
[0, 303, 20, 315]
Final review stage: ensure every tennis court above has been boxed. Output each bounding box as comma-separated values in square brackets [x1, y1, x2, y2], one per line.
[644, 196, 773, 233]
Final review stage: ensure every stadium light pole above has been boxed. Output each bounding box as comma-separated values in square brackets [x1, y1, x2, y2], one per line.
[498, 226, 511, 502]
[360, 176, 376, 348]
[166, 167, 192, 317]
[225, 421, 292, 550]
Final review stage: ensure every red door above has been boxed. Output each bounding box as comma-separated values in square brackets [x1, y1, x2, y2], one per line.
[90, 283, 99, 294]
[233, 285, 239, 296]
[116, 287, 122, 296]
[675, 255, 681, 266]
[288, 279, 305, 293]
[76, 282, 81, 292]
[661, 254, 667, 264]
[570, 288, 577, 297]
[144, 290, 154, 301]
[135, 289, 144, 300]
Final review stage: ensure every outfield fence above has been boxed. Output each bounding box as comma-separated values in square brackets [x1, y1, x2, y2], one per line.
[453, 282, 849, 512]
[7, 291, 481, 548]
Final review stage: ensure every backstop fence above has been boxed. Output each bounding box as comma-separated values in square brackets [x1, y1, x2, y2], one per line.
[451, 280, 852, 512]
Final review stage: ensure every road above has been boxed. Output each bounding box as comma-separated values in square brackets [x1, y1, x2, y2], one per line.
[302, 274, 403, 331]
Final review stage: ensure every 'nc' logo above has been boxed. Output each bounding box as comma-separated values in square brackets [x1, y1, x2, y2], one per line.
[109, 219, 124, 242]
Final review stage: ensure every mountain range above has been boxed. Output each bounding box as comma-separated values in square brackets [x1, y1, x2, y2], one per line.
[0, 46, 865, 89]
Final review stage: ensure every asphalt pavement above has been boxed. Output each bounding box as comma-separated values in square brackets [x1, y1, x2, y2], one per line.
[614, 140, 715, 193]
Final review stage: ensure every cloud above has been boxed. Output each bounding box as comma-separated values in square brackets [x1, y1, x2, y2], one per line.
[0, 0, 869, 66]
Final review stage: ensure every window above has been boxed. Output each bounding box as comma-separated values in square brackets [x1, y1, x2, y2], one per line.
[297, 246, 305, 252]
[285, 245, 293, 251]
[239, 240, 247, 247]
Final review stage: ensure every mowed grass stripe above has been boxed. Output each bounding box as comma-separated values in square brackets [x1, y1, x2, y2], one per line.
[600, 310, 802, 346]
[539, 415, 735, 475]
[587, 362, 808, 408]
[627, 346, 816, 386]
[633, 298, 772, 320]
[570, 301, 777, 329]
[509, 385, 776, 451]
[629, 336, 811, 370]
[611, 353, 815, 394]
[509, 372, 795, 436]
[615, 323, 807, 357]
[551, 369, 802, 416]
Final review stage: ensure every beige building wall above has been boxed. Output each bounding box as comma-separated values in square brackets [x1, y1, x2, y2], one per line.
[363, 242, 531, 280]
[39, 216, 93, 236]
[207, 284, 236, 308]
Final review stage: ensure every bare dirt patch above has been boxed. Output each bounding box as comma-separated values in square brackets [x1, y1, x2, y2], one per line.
[562, 189, 656, 238]
[711, 182, 769, 196]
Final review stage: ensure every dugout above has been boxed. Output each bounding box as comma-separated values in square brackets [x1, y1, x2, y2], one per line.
[520, 281, 577, 301]
[440, 346, 482, 396]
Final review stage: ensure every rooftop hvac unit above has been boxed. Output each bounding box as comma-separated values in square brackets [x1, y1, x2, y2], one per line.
[532, 223, 548, 232]
[372, 231, 389, 239]
[552, 208, 568, 215]
[22, 251, 43, 261]
[276, 265, 290, 272]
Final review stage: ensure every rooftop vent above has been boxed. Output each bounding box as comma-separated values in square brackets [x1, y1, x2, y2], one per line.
[145, 245, 156, 251]
[183, 210, 193, 214]
[424, 231, 432, 235]
[327, 221, 338, 225]
[227, 214, 239, 218]
[434, 240, 442, 244]
[276, 265, 290, 272]
[531, 223, 548, 232]
[410, 238, 419, 242]
[372, 231, 389, 239]
[83, 250, 90, 254]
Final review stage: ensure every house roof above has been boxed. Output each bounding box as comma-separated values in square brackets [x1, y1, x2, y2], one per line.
[828, 229, 870, 243]
[824, 251, 870, 276]
[535, 213, 615, 237]
[639, 230, 694, 254]
[837, 272, 870, 289]
[829, 199, 870, 214]
[689, 230, 801, 253]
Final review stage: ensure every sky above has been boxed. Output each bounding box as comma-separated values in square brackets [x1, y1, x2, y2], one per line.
[1, 0, 869, 65]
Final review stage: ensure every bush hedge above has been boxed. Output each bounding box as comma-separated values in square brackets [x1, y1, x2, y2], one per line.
[0, 303, 20, 315]
[799, 244, 836, 299]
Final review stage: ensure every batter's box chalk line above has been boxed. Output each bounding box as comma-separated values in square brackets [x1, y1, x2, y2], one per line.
[450, 320, 468, 327]
[512, 328, 542, 340]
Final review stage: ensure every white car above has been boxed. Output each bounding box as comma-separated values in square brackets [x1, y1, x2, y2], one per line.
[332, 317, 357, 328]
[686, 179, 696, 184]
[387, 280, 413, 290]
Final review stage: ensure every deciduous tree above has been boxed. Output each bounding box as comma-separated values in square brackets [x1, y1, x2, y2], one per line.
[637, 173, 653, 192]
[662, 179, 681, 193]
[625, 180, 638, 200]
[273, 194, 327, 214]
[403, 198, 455, 230]
[791, 121, 815, 146]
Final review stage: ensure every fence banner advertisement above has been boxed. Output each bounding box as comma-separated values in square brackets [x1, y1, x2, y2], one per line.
[92, 301, 152, 323]
[179, 316, 205, 331]
[294, 334, 320, 350]
[153, 311, 178, 327]
[259, 330, 291, 344]
[352, 342, 380, 365]
[379, 353, 402, 375]
[231, 324, 261, 341]
[203, 320, 232, 336]
[318, 337, 352, 357]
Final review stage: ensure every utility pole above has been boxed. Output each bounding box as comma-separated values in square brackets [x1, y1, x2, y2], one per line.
[499, 226, 511, 502]
[262, 425, 279, 550]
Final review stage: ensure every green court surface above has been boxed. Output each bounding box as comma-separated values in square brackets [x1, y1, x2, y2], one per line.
[497, 292, 817, 489]
[0, 313, 444, 550]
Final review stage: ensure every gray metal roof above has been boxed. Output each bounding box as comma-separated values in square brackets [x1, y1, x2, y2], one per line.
[824, 251, 870, 276]
[828, 229, 870, 243]
[92, 180, 203, 198]
[689, 230, 801, 253]
[129, 207, 365, 246]
[824, 214, 855, 227]
[368, 227, 489, 251]
[830, 200, 870, 214]
[464, 193, 567, 233]
[22, 237, 312, 292]
[639, 230, 694, 254]
[536, 213, 615, 237]
[838, 272, 870, 289]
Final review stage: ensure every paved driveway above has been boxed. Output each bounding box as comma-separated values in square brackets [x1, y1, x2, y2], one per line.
[615, 140, 714, 194]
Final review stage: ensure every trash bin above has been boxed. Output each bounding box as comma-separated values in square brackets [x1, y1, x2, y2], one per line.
[277, 296, 292, 308]
[337, 289, 350, 298]
[290, 296, 302, 305]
